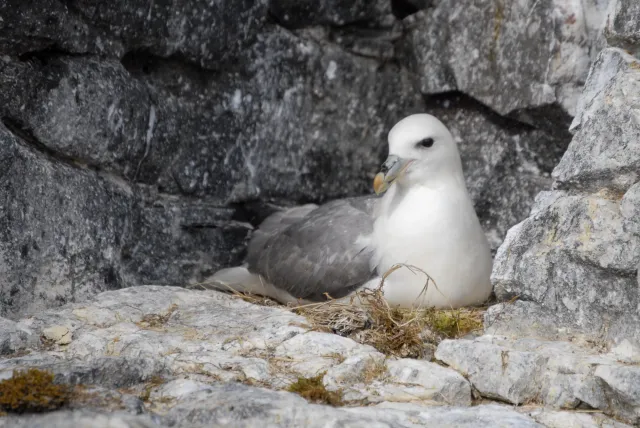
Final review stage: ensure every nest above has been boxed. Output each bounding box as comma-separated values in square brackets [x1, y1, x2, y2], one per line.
[293, 264, 485, 359]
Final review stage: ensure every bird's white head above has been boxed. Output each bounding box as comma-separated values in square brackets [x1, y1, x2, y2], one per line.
[373, 114, 463, 195]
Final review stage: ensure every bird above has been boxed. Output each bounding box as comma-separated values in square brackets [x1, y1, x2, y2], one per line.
[208, 114, 493, 309]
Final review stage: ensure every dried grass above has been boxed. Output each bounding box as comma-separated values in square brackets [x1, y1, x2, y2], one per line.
[197, 264, 486, 359]
[293, 264, 485, 358]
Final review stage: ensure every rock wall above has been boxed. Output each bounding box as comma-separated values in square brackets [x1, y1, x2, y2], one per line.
[491, 0, 640, 358]
[0, 0, 612, 317]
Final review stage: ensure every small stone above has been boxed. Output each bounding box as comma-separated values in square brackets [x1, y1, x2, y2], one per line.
[42, 326, 72, 345]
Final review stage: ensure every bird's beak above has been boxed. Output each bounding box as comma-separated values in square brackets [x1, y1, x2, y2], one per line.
[373, 155, 413, 195]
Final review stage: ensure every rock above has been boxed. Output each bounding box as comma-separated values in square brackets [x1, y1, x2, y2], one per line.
[347, 402, 543, 427]
[403, 0, 610, 125]
[555, 48, 640, 193]
[525, 408, 633, 428]
[324, 354, 472, 406]
[0, 0, 269, 69]
[0, 123, 134, 318]
[491, 191, 640, 335]
[435, 337, 546, 405]
[0, 122, 251, 318]
[42, 325, 72, 345]
[382, 358, 471, 405]
[5, 285, 640, 426]
[322, 351, 386, 391]
[0, 286, 544, 425]
[162, 383, 538, 428]
[605, 0, 640, 55]
[490, 46, 640, 355]
[0, 317, 35, 355]
[594, 364, 640, 424]
[0, 412, 159, 428]
[269, 0, 389, 28]
[435, 335, 640, 424]
[274, 331, 379, 379]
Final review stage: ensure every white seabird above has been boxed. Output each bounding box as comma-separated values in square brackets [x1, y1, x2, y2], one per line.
[209, 114, 493, 308]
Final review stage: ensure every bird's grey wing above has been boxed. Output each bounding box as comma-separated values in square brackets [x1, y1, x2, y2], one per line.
[247, 203, 319, 259]
[246, 196, 378, 301]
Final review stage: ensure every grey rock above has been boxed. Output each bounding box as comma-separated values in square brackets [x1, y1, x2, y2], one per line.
[604, 0, 640, 55]
[526, 408, 633, 428]
[595, 364, 640, 425]
[0, 412, 160, 428]
[347, 402, 543, 427]
[490, 46, 640, 357]
[403, 0, 610, 124]
[0, 122, 251, 318]
[491, 189, 640, 344]
[0, 123, 134, 318]
[269, 0, 390, 28]
[555, 48, 640, 193]
[0, 317, 35, 355]
[383, 358, 472, 405]
[274, 331, 379, 379]
[0, 0, 269, 69]
[0, 286, 545, 426]
[435, 338, 547, 405]
[162, 383, 538, 428]
[435, 335, 640, 424]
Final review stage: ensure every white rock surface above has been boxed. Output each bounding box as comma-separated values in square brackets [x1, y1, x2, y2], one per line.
[435, 335, 640, 424]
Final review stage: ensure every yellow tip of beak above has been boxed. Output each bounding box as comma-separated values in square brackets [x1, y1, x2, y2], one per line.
[373, 172, 385, 195]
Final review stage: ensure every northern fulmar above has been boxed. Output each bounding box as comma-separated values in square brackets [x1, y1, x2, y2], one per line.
[209, 114, 492, 309]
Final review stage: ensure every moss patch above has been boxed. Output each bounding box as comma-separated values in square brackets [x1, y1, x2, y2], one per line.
[0, 368, 71, 413]
[287, 374, 343, 406]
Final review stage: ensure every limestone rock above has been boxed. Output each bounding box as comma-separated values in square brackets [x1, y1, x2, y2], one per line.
[0, 412, 159, 428]
[556, 48, 640, 193]
[490, 45, 640, 356]
[526, 408, 633, 428]
[42, 325, 72, 345]
[604, 0, 640, 55]
[404, 0, 610, 124]
[435, 336, 640, 424]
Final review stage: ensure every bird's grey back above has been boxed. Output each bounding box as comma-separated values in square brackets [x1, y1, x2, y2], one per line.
[245, 196, 378, 301]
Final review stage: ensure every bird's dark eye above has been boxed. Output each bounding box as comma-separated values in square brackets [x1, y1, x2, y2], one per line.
[417, 137, 434, 148]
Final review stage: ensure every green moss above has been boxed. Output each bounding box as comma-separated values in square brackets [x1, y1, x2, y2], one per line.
[426, 309, 483, 338]
[0, 368, 71, 413]
[287, 374, 343, 406]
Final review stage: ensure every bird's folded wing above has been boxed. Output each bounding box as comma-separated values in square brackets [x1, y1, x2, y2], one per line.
[246, 196, 378, 301]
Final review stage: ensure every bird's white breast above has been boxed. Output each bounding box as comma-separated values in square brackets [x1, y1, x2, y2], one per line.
[370, 183, 492, 308]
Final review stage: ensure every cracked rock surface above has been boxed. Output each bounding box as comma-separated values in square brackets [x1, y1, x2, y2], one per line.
[0, 286, 633, 427]
[0, 0, 597, 316]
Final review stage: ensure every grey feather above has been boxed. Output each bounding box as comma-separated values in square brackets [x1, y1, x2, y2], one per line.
[245, 196, 378, 300]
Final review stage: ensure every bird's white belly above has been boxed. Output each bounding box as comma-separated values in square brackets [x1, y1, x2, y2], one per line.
[371, 187, 492, 308]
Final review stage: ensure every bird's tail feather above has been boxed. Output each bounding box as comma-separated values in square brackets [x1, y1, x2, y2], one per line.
[203, 266, 303, 305]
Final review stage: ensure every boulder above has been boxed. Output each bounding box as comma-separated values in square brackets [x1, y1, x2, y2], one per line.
[491, 47, 640, 356]
[403, 0, 610, 126]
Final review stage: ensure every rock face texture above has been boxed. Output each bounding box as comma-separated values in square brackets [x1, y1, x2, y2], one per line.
[0, 286, 634, 427]
[490, 2, 640, 361]
[0, 0, 611, 316]
[2, 1, 640, 425]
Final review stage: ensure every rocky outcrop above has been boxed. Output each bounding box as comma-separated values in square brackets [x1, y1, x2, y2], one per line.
[490, 6, 640, 362]
[404, 0, 610, 125]
[2, 0, 617, 315]
[0, 286, 633, 427]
